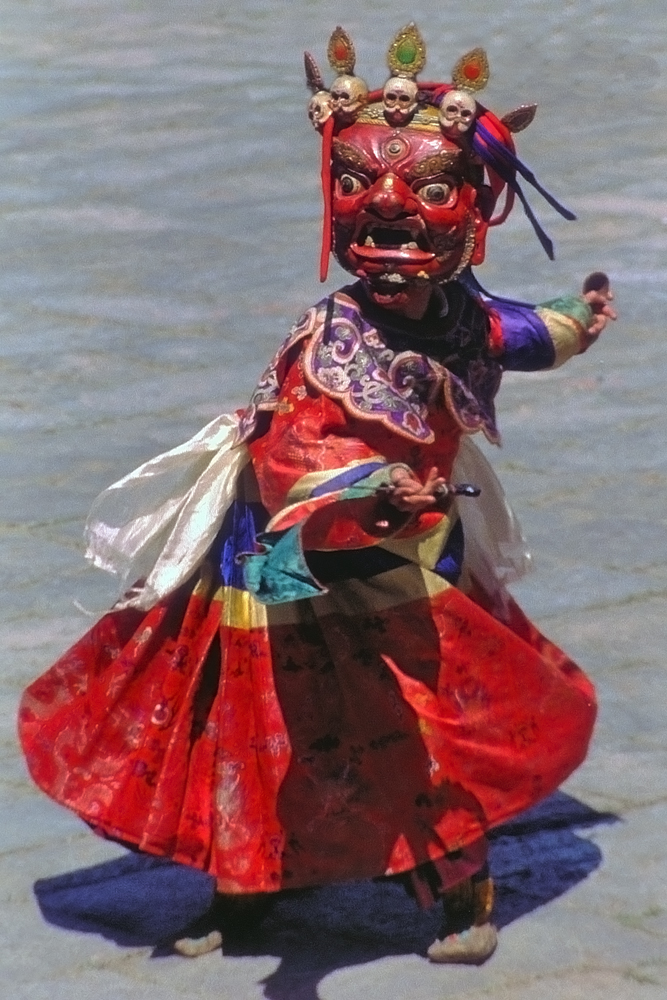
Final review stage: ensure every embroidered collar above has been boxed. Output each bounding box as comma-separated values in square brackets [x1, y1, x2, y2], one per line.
[239, 285, 501, 445]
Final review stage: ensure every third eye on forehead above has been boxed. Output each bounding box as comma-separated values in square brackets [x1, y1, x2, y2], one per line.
[332, 140, 464, 183]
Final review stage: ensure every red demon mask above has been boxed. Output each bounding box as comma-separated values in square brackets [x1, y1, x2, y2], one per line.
[331, 122, 489, 286]
[305, 24, 574, 290]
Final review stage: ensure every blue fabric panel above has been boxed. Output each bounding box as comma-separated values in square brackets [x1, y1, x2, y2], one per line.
[434, 517, 465, 585]
[219, 500, 269, 589]
[492, 302, 556, 372]
[310, 461, 387, 497]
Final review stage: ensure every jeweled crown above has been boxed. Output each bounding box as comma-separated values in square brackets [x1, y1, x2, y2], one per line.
[306, 23, 574, 278]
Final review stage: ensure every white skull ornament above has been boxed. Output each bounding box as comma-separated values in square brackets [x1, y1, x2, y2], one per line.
[329, 74, 369, 123]
[439, 89, 477, 136]
[382, 76, 419, 125]
[308, 90, 333, 130]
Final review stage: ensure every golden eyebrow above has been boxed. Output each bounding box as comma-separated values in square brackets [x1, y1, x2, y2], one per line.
[332, 140, 377, 176]
[406, 151, 464, 182]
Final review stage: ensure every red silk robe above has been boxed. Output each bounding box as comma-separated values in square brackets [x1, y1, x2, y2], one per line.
[19, 285, 596, 897]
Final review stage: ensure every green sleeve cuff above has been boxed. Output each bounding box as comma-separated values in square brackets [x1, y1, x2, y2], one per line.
[539, 295, 593, 331]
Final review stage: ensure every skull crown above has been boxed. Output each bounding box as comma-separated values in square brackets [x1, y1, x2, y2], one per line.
[382, 76, 419, 126]
[329, 75, 369, 123]
[308, 91, 333, 129]
[439, 89, 478, 136]
[303, 25, 491, 136]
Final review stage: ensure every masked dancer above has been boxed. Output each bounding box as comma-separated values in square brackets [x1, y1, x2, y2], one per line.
[20, 24, 616, 964]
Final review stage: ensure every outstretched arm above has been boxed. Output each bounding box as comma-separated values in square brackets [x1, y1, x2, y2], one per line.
[489, 271, 617, 372]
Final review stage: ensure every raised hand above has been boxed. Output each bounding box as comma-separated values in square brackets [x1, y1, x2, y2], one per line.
[581, 271, 617, 348]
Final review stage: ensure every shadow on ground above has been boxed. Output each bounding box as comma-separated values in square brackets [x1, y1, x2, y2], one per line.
[34, 791, 618, 1000]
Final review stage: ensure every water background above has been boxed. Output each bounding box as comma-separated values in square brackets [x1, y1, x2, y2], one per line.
[2, 0, 667, 692]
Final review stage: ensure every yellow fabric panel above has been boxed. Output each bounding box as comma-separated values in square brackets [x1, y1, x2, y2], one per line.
[380, 512, 455, 571]
[221, 585, 268, 630]
[285, 457, 387, 505]
[311, 563, 451, 620]
[265, 562, 452, 626]
[536, 307, 585, 368]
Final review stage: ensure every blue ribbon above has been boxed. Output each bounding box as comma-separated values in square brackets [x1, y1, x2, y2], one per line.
[472, 120, 576, 260]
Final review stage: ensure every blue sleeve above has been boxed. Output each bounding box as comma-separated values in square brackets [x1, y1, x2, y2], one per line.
[491, 302, 556, 371]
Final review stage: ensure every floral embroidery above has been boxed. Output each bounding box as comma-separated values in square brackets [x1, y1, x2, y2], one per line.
[240, 290, 502, 444]
[238, 306, 319, 441]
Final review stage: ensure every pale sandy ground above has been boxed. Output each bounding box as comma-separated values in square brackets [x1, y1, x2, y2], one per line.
[2, 1, 667, 997]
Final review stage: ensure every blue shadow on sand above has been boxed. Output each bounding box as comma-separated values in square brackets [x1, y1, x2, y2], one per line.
[34, 791, 618, 998]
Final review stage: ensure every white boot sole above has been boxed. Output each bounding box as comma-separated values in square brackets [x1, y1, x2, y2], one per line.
[173, 929, 223, 957]
[427, 922, 498, 965]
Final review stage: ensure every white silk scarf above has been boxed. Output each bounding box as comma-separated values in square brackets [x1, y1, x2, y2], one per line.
[85, 413, 249, 610]
[84, 413, 529, 611]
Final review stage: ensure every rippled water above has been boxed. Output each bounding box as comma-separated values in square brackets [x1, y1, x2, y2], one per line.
[2, 0, 667, 645]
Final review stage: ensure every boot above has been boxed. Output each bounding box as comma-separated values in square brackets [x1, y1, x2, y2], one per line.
[427, 869, 497, 965]
[173, 892, 273, 957]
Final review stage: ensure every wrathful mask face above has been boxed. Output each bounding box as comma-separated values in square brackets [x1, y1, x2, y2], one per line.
[331, 123, 489, 292]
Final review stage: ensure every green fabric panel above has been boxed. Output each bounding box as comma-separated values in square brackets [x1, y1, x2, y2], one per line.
[539, 295, 593, 330]
[242, 464, 411, 605]
[242, 527, 327, 605]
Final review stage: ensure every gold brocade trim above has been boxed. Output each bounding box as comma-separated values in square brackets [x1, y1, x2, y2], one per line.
[220, 585, 268, 631]
[356, 102, 441, 132]
[443, 215, 477, 284]
[332, 139, 375, 173]
[536, 307, 585, 368]
[407, 151, 465, 181]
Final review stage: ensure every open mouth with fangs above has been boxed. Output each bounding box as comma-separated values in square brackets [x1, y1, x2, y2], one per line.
[350, 221, 436, 264]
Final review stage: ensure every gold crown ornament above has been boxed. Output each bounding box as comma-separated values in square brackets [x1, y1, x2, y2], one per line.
[439, 48, 489, 137]
[304, 24, 539, 138]
[382, 23, 426, 126]
[326, 27, 369, 126]
[303, 25, 507, 136]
